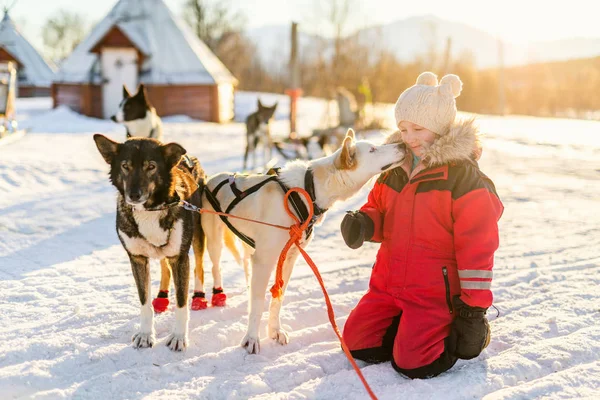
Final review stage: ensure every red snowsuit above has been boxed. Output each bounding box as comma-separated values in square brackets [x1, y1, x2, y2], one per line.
[342, 119, 504, 378]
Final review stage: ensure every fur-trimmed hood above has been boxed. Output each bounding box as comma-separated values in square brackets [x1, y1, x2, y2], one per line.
[384, 118, 482, 167]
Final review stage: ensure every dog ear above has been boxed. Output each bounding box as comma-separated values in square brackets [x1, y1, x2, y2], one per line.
[335, 136, 356, 170]
[123, 85, 131, 99]
[345, 128, 356, 141]
[161, 142, 187, 170]
[137, 84, 150, 106]
[94, 134, 120, 165]
[135, 84, 147, 99]
[272, 101, 278, 110]
[257, 99, 263, 109]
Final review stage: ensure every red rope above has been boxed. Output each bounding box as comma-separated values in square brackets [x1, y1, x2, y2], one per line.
[199, 208, 290, 231]
[196, 189, 378, 400]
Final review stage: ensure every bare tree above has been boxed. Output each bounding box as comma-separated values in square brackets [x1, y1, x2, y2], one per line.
[302, 0, 364, 94]
[183, 0, 246, 52]
[324, 0, 352, 62]
[42, 10, 87, 63]
[183, 0, 265, 88]
[216, 31, 282, 92]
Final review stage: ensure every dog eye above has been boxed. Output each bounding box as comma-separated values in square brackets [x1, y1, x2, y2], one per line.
[121, 162, 129, 170]
[147, 164, 156, 171]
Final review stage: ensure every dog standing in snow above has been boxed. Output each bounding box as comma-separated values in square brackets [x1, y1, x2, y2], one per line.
[243, 99, 278, 170]
[201, 129, 406, 353]
[111, 84, 164, 142]
[93, 135, 204, 351]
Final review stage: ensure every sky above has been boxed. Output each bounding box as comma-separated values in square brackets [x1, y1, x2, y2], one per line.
[7, 0, 600, 54]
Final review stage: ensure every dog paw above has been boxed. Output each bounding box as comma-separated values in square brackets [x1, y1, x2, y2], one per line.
[165, 333, 188, 352]
[241, 333, 260, 354]
[268, 327, 289, 345]
[132, 331, 155, 349]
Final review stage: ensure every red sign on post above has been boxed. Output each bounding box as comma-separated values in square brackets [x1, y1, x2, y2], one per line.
[285, 88, 303, 138]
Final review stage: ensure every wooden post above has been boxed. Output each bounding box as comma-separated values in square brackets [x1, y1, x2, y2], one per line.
[442, 37, 452, 75]
[285, 22, 302, 139]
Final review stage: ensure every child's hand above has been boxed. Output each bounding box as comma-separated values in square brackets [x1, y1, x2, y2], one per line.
[448, 296, 490, 360]
[340, 211, 373, 249]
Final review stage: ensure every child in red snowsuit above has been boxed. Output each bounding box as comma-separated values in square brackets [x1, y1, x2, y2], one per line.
[341, 72, 503, 379]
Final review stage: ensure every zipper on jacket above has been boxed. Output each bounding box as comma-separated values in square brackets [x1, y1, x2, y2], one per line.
[442, 266, 453, 314]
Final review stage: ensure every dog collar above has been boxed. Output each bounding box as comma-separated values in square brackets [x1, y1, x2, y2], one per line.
[305, 169, 327, 217]
[135, 193, 182, 212]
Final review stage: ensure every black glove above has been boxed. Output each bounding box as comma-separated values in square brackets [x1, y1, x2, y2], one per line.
[340, 211, 374, 249]
[448, 296, 490, 360]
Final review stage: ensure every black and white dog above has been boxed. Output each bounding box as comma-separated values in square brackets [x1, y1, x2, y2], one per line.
[93, 135, 205, 351]
[244, 100, 278, 170]
[111, 84, 164, 142]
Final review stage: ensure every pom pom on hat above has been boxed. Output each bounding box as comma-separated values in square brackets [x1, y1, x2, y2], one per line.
[416, 71, 438, 86]
[439, 74, 463, 98]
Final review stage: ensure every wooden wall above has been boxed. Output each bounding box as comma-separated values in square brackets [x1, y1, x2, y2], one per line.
[52, 83, 234, 122]
[88, 85, 103, 118]
[145, 85, 214, 121]
[52, 83, 103, 118]
[18, 86, 51, 98]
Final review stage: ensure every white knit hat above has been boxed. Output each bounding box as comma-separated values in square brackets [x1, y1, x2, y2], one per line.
[394, 72, 463, 135]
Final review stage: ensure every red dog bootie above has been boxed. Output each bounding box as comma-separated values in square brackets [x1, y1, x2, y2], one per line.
[191, 291, 208, 310]
[152, 290, 169, 313]
[211, 287, 227, 307]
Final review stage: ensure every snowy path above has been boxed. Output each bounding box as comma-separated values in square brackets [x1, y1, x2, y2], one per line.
[1, 95, 599, 399]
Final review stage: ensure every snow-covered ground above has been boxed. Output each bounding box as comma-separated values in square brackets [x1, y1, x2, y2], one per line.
[1, 93, 599, 399]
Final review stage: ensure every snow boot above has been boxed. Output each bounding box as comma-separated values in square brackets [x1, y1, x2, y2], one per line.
[191, 291, 208, 310]
[211, 287, 227, 307]
[152, 290, 169, 313]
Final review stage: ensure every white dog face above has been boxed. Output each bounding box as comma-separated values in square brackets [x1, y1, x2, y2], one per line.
[333, 129, 405, 186]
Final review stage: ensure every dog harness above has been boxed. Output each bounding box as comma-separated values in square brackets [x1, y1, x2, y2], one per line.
[203, 168, 328, 249]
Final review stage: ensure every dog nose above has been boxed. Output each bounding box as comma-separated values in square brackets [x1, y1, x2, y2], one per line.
[129, 190, 142, 202]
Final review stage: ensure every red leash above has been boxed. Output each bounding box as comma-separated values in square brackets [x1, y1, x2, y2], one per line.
[184, 189, 378, 399]
[271, 188, 378, 400]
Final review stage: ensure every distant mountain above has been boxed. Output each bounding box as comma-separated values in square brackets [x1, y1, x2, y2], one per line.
[355, 15, 504, 67]
[244, 15, 600, 70]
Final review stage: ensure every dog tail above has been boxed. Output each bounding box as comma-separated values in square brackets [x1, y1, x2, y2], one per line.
[223, 228, 242, 266]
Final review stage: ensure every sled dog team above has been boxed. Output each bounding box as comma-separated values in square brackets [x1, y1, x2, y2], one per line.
[95, 73, 502, 379]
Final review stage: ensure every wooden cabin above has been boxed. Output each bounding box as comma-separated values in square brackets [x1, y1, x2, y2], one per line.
[0, 12, 56, 97]
[52, 0, 237, 122]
